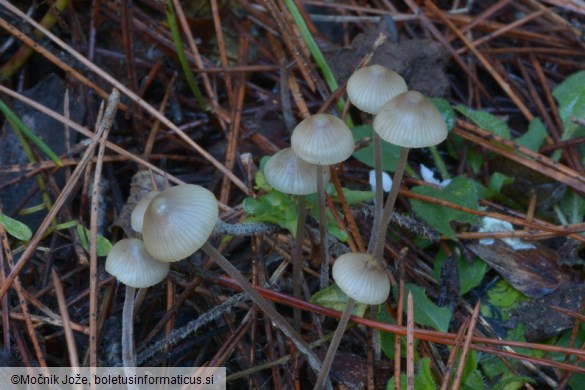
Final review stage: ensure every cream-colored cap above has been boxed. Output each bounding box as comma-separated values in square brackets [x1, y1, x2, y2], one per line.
[105, 238, 169, 288]
[291, 114, 354, 165]
[142, 184, 218, 262]
[373, 91, 447, 148]
[347, 65, 407, 114]
[131, 191, 160, 233]
[332, 253, 390, 305]
[264, 148, 330, 195]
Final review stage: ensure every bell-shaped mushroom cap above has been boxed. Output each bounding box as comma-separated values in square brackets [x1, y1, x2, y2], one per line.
[142, 184, 218, 262]
[347, 65, 407, 114]
[373, 90, 447, 148]
[131, 191, 160, 233]
[291, 114, 354, 165]
[105, 238, 169, 288]
[332, 253, 390, 305]
[264, 148, 331, 195]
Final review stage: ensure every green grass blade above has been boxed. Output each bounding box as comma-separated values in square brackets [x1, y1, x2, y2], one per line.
[283, 0, 353, 126]
[164, 0, 207, 110]
[0, 99, 63, 167]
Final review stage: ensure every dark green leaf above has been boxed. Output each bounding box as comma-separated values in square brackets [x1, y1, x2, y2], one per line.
[352, 124, 402, 171]
[331, 188, 375, 205]
[459, 257, 489, 295]
[386, 358, 436, 390]
[431, 97, 455, 131]
[516, 117, 546, 151]
[411, 176, 479, 239]
[553, 70, 585, 140]
[310, 284, 367, 316]
[455, 105, 511, 140]
[242, 192, 298, 236]
[396, 284, 452, 332]
[0, 213, 32, 241]
[488, 172, 514, 193]
[75, 224, 112, 257]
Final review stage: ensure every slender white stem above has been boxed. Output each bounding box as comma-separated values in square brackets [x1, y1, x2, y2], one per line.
[122, 286, 136, 367]
[122, 286, 139, 390]
[368, 132, 384, 248]
[369, 147, 409, 259]
[313, 298, 356, 390]
[317, 166, 329, 289]
[293, 195, 306, 330]
[201, 241, 330, 388]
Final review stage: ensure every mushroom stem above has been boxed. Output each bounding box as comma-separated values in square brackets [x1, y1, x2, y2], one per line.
[373, 132, 384, 217]
[122, 285, 136, 367]
[293, 195, 306, 330]
[369, 132, 384, 250]
[368, 147, 410, 259]
[313, 298, 356, 390]
[317, 165, 329, 289]
[201, 241, 329, 387]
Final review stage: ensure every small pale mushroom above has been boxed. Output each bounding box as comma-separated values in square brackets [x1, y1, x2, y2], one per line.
[105, 238, 169, 368]
[291, 114, 354, 288]
[264, 147, 331, 329]
[313, 252, 390, 389]
[369, 91, 447, 258]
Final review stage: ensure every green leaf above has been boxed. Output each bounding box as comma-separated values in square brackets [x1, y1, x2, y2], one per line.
[488, 172, 514, 193]
[386, 358, 436, 390]
[481, 280, 527, 319]
[254, 169, 272, 191]
[378, 304, 399, 359]
[553, 70, 585, 141]
[310, 284, 367, 317]
[352, 124, 402, 171]
[416, 357, 437, 389]
[396, 284, 452, 332]
[0, 213, 32, 241]
[455, 105, 511, 140]
[462, 369, 487, 390]
[516, 117, 546, 151]
[75, 224, 112, 257]
[466, 150, 484, 175]
[560, 190, 585, 224]
[411, 176, 480, 239]
[493, 373, 534, 390]
[332, 188, 375, 205]
[431, 97, 455, 131]
[459, 257, 489, 295]
[242, 192, 298, 236]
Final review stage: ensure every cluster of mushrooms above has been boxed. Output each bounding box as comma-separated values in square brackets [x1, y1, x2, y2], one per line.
[105, 64, 447, 389]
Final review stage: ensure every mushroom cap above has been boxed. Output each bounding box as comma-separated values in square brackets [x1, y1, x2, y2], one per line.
[373, 90, 447, 148]
[347, 65, 407, 114]
[131, 190, 160, 233]
[332, 253, 390, 305]
[291, 114, 354, 165]
[142, 184, 218, 262]
[264, 148, 330, 195]
[105, 238, 169, 288]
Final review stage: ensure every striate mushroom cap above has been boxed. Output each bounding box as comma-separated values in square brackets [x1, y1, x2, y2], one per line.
[142, 184, 218, 262]
[347, 64, 407, 114]
[291, 114, 354, 165]
[131, 190, 160, 233]
[332, 253, 390, 305]
[105, 238, 169, 288]
[264, 148, 330, 195]
[373, 90, 447, 148]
